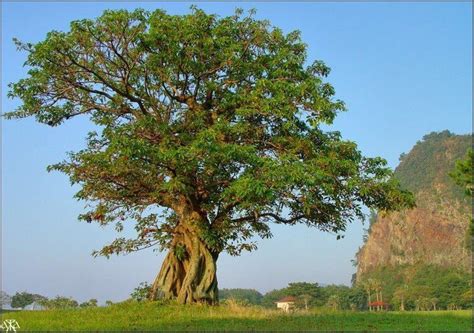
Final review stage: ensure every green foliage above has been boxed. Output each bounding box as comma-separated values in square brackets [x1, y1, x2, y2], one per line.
[219, 288, 263, 304]
[260, 282, 366, 310]
[173, 243, 187, 261]
[346, 286, 368, 310]
[450, 147, 473, 240]
[326, 294, 340, 310]
[261, 282, 322, 308]
[358, 264, 472, 310]
[6, 7, 414, 259]
[361, 209, 378, 245]
[80, 298, 98, 308]
[10, 292, 47, 309]
[130, 282, 152, 302]
[395, 130, 471, 201]
[450, 148, 473, 197]
[39, 296, 79, 309]
[367, 210, 377, 233]
[320, 284, 366, 310]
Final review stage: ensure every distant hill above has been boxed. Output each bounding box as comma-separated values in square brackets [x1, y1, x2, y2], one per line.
[355, 130, 472, 281]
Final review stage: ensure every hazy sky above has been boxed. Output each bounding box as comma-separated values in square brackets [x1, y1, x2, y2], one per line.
[2, 2, 472, 303]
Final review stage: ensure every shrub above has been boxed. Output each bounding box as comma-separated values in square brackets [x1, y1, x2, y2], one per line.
[130, 282, 152, 302]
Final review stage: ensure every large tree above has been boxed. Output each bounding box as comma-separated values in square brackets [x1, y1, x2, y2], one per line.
[6, 8, 414, 304]
[10, 292, 47, 309]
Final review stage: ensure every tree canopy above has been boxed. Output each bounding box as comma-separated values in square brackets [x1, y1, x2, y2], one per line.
[6, 7, 414, 304]
[261, 282, 322, 307]
[10, 292, 47, 309]
[395, 130, 471, 200]
[219, 288, 263, 304]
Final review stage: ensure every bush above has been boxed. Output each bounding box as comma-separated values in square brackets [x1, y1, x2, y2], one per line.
[40, 296, 78, 309]
[219, 289, 263, 305]
[11, 292, 47, 308]
[80, 299, 98, 308]
[222, 297, 250, 308]
[130, 282, 152, 302]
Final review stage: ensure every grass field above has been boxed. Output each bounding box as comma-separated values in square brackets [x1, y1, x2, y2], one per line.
[1, 301, 472, 331]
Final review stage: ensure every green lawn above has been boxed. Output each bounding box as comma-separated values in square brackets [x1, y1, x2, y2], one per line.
[2, 301, 472, 331]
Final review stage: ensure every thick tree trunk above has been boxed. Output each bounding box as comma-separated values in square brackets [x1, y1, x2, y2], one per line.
[149, 214, 219, 304]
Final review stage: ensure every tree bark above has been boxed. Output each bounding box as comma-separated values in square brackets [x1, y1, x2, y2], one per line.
[149, 210, 219, 304]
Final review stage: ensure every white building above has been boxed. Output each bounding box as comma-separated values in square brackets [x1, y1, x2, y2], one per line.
[23, 301, 46, 311]
[276, 296, 297, 312]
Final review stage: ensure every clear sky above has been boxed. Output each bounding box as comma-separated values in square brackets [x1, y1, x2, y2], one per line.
[2, 1, 472, 303]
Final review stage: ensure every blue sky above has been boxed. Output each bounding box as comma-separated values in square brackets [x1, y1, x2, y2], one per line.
[1, 2, 472, 303]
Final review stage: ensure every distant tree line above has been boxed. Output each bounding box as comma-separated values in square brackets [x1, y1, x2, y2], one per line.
[214, 267, 471, 311]
[216, 283, 367, 311]
[5, 265, 471, 312]
[219, 288, 263, 305]
[218, 264, 472, 311]
[357, 264, 472, 311]
[9, 292, 47, 308]
[1, 291, 114, 310]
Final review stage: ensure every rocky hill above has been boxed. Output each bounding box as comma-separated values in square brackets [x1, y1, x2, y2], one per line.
[355, 131, 472, 282]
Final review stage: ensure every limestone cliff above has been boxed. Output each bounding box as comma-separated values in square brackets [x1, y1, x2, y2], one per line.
[355, 131, 472, 281]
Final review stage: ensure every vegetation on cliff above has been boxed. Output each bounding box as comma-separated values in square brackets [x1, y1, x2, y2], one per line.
[449, 148, 473, 197]
[395, 130, 471, 201]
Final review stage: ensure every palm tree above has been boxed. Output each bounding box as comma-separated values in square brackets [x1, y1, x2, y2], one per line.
[372, 279, 382, 311]
[363, 280, 373, 311]
[393, 284, 408, 311]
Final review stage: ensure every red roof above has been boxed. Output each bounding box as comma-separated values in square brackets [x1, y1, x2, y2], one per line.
[277, 296, 297, 303]
[369, 301, 389, 307]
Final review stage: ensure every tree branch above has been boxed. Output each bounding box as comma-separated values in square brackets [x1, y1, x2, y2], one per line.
[231, 212, 306, 224]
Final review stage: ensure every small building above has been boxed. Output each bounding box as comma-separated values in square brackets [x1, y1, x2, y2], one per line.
[23, 301, 46, 311]
[1, 303, 22, 311]
[368, 301, 390, 311]
[276, 296, 297, 312]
